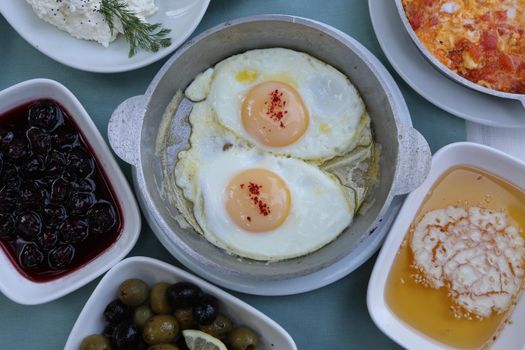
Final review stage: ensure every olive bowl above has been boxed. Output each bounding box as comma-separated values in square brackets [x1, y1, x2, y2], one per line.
[108, 15, 431, 295]
[64, 256, 297, 350]
[0, 79, 141, 305]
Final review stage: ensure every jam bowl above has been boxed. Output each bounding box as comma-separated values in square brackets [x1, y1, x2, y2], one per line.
[0, 79, 140, 305]
[108, 15, 431, 295]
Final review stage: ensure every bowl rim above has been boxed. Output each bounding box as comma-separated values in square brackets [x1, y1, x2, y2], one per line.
[367, 141, 525, 350]
[0, 78, 141, 305]
[394, 0, 525, 106]
[64, 256, 298, 350]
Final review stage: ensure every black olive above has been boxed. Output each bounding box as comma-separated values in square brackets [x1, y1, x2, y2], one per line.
[28, 103, 64, 131]
[19, 243, 44, 269]
[87, 201, 117, 234]
[16, 211, 42, 240]
[193, 294, 219, 326]
[102, 323, 116, 340]
[104, 299, 133, 324]
[111, 321, 140, 350]
[167, 282, 202, 309]
[134, 339, 149, 350]
[59, 218, 89, 244]
[48, 244, 75, 270]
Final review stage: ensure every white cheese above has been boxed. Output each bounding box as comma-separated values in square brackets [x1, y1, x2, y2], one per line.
[411, 206, 525, 318]
[26, 0, 158, 47]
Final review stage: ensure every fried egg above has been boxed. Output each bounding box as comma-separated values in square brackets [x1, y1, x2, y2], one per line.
[185, 48, 366, 161]
[175, 102, 354, 261]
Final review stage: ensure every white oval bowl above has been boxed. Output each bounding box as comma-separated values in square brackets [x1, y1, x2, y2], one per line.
[0, 79, 141, 305]
[0, 0, 210, 73]
[368, 142, 525, 350]
[65, 256, 297, 350]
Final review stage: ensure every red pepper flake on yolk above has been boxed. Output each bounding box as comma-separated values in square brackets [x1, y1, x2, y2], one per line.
[264, 89, 288, 128]
[241, 182, 272, 218]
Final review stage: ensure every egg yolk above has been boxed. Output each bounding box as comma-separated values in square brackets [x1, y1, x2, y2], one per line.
[226, 168, 291, 232]
[241, 81, 309, 147]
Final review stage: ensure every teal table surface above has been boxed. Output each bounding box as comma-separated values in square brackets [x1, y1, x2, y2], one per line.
[0, 1, 466, 349]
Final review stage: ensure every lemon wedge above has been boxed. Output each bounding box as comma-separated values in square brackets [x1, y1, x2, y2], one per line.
[182, 329, 228, 350]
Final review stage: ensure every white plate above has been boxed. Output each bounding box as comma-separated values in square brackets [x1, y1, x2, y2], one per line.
[368, 142, 525, 350]
[0, 0, 210, 73]
[65, 256, 297, 350]
[0, 79, 141, 305]
[368, 0, 525, 128]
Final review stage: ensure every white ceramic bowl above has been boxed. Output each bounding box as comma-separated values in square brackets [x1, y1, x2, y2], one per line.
[0, 0, 210, 73]
[368, 142, 525, 350]
[0, 79, 141, 305]
[65, 256, 297, 350]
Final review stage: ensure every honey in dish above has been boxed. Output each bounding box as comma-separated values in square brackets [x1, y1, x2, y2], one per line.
[386, 165, 525, 349]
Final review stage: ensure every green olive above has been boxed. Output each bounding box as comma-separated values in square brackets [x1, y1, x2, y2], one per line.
[199, 314, 232, 338]
[118, 279, 149, 307]
[134, 304, 154, 328]
[80, 334, 112, 350]
[147, 345, 180, 350]
[173, 307, 195, 330]
[150, 282, 173, 314]
[143, 315, 179, 345]
[228, 327, 258, 350]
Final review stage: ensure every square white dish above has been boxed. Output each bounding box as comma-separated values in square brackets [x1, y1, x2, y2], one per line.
[368, 142, 525, 350]
[0, 79, 141, 305]
[64, 256, 297, 350]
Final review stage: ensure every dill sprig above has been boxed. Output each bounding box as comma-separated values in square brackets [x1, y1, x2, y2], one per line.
[99, 0, 171, 57]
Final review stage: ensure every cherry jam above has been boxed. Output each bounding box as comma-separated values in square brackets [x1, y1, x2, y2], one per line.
[0, 100, 122, 282]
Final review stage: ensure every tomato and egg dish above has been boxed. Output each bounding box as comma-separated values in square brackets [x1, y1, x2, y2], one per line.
[402, 0, 525, 94]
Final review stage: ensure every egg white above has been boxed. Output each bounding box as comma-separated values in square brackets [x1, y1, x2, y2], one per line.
[185, 48, 367, 161]
[175, 102, 354, 261]
[193, 149, 353, 261]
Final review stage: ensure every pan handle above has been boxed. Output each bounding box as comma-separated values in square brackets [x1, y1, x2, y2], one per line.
[392, 126, 432, 195]
[107, 95, 147, 167]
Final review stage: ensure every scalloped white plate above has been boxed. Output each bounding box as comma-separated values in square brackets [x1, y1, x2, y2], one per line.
[0, 0, 209, 73]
